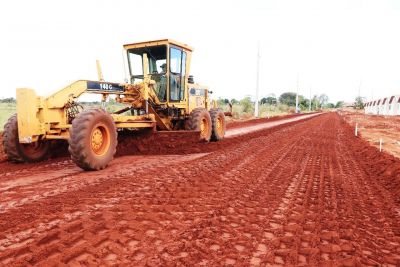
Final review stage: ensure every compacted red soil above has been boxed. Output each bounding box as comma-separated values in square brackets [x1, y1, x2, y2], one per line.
[0, 113, 399, 266]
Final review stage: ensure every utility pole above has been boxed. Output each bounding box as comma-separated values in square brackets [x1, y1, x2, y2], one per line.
[357, 79, 362, 109]
[254, 42, 260, 118]
[295, 73, 299, 113]
[309, 86, 312, 111]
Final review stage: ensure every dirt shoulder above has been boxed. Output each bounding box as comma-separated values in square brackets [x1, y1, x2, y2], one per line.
[340, 111, 400, 159]
[226, 113, 310, 130]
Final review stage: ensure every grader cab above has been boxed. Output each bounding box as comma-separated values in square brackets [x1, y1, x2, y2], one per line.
[2, 39, 226, 170]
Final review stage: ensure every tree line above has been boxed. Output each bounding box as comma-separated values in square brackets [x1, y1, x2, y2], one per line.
[219, 92, 344, 112]
[0, 98, 16, 103]
[1, 94, 359, 110]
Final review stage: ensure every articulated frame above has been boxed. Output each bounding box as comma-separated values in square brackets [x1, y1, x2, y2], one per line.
[16, 80, 157, 143]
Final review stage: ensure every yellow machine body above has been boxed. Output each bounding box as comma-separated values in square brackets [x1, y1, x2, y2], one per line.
[16, 39, 212, 143]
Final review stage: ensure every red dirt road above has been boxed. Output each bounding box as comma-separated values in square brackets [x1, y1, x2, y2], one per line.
[0, 113, 400, 266]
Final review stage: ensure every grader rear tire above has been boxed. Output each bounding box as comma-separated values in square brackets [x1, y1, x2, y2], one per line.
[2, 114, 50, 162]
[210, 108, 226, 141]
[68, 109, 117, 171]
[187, 108, 212, 142]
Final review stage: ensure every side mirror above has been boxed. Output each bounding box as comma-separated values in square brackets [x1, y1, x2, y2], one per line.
[188, 75, 194, 84]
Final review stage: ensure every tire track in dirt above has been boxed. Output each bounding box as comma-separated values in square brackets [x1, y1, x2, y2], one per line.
[0, 154, 209, 213]
[147, 126, 315, 266]
[0, 118, 318, 266]
[0, 115, 319, 215]
[0, 113, 399, 266]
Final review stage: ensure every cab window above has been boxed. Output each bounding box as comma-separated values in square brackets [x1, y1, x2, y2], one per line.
[128, 53, 143, 76]
[170, 47, 186, 101]
[127, 45, 167, 101]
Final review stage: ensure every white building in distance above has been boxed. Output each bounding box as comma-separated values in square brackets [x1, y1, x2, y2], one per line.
[364, 95, 400, 115]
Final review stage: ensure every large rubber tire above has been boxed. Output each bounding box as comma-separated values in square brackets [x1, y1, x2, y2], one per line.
[210, 108, 226, 141]
[68, 108, 117, 171]
[187, 108, 212, 142]
[2, 114, 50, 162]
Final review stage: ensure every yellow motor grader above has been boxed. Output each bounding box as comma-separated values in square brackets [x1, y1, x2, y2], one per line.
[2, 39, 226, 170]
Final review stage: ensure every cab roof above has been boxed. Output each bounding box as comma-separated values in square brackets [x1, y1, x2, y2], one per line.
[123, 39, 193, 52]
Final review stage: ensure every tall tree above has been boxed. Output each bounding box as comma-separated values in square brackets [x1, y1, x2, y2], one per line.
[311, 95, 320, 109]
[230, 98, 239, 105]
[300, 97, 310, 110]
[335, 101, 344, 108]
[279, 92, 297, 106]
[217, 98, 230, 106]
[354, 96, 366, 109]
[261, 95, 277, 105]
[318, 94, 329, 108]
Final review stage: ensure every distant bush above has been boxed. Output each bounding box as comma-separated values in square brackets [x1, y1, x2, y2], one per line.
[240, 97, 254, 114]
[325, 103, 335, 108]
[335, 101, 344, 108]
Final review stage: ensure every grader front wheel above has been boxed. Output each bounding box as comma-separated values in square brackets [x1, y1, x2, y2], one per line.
[2, 114, 50, 162]
[187, 108, 212, 142]
[68, 109, 117, 171]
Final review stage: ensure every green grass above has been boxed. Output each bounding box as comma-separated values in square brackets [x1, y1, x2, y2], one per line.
[0, 103, 16, 131]
[259, 103, 292, 117]
[218, 102, 293, 119]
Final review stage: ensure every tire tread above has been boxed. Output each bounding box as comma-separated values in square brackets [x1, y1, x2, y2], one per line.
[68, 108, 117, 171]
